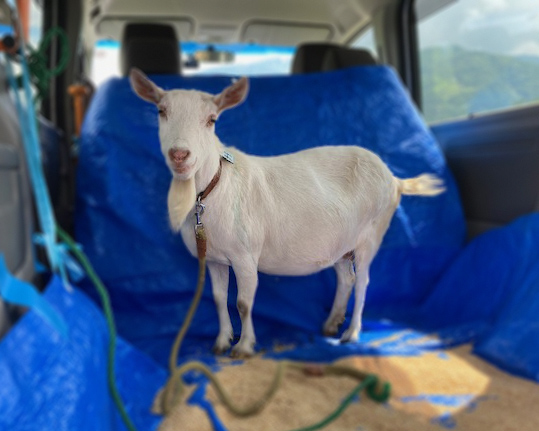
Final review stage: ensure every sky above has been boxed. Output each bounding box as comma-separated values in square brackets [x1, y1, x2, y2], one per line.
[419, 0, 539, 57]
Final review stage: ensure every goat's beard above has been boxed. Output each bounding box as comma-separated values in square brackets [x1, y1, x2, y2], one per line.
[167, 177, 196, 232]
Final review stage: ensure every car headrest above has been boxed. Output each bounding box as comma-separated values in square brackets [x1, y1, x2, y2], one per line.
[120, 23, 180, 76]
[291, 43, 377, 74]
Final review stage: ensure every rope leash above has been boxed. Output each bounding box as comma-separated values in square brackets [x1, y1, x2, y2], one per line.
[159, 222, 392, 427]
[55, 153, 391, 431]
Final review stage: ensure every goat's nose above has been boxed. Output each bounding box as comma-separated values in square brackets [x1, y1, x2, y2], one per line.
[168, 148, 190, 163]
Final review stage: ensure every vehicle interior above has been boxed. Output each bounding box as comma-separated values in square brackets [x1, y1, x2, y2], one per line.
[1, 0, 539, 430]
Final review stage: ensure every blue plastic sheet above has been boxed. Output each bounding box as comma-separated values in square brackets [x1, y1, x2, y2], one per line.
[0, 255, 67, 337]
[417, 214, 539, 381]
[0, 275, 166, 431]
[2, 66, 539, 431]
[76, 66, 466, 366]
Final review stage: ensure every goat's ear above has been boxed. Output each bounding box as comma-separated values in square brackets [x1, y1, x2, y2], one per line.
[129, 68, 164, 104]
[213, 77, 249, 114]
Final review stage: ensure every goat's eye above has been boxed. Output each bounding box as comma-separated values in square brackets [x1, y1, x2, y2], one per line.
[158, 108, 167, 119]
[206, 116, 216, 127]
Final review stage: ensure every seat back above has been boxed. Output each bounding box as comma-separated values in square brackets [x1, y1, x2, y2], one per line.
[76, 67, 465, 364]
[292, 42, 376, 74]
[120, 23, 181, 76]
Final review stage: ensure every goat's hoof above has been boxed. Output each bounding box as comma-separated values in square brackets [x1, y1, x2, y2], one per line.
[323, 316, 344, 337]
[323, 327, 338, 337]
[212, 338, 232, 355]
[213, 331, 233, 354]
[212, 345, 229, 355]
[322, 322, 340, 337]
[230, 343, 255, 358]
[340, 328, 360, 344]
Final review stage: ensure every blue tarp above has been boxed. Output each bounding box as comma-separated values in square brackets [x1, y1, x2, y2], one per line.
[417, 214, 539, 381]
[75, 66, 465, 365]
[2, 66, 539, 431]
[0, 275, 165, 431]
[2, 214, 539, 431]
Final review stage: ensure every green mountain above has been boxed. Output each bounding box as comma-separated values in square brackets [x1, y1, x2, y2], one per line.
[419, 46, 539, 124]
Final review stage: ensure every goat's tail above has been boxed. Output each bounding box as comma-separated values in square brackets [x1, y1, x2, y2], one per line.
[396, 174, 446, 197]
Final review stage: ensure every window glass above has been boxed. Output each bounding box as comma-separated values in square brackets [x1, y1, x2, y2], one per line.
[0, 0, 42, 46]
[181, 43, 295, 77]
[91, 40, 120, 86]
[29, 0, 42, 47]
[417, 0, 539, 124]
[350, 27, 376, 56]
[0, 1, 42, 97]
[91, 41, 295, 86]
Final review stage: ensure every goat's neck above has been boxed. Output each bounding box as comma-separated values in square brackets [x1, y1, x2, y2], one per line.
[194, 141, 223, 196]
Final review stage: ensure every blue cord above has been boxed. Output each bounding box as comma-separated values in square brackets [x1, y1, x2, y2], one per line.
[4, 50, 70, 289]
[0, 5, 76, 336]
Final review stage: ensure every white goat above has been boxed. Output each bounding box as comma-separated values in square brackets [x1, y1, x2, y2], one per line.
[130, 68, 445, 357]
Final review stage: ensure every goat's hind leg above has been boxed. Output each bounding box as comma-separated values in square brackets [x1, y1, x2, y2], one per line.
[323, 256, 355, 336]
[340, 242, 378, 343]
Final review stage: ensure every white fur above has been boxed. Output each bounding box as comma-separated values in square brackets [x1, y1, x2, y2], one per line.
[130, 69, 445, 357]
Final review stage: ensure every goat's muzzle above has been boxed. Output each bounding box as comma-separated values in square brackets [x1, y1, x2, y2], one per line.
[169, 148, 191, 163]
[168, 148, 192, 174]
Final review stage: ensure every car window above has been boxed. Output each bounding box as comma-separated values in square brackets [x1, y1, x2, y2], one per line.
[29, 0, 42, 47]
[182, 43, 295, 77]
[0, 2, 41, 46]
[91, 41, 294, 86]
[350, 26, 377, 57]
[416, 0, 539, 124]
[91, 40, 120, 86]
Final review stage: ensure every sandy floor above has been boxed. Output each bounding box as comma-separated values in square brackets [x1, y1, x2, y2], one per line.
[157, 344, 539, 431]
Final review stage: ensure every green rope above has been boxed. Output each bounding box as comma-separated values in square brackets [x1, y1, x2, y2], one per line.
[289, 374, 390, 431]
[56, 227, 138, 431]
[16, 26, 70, 102]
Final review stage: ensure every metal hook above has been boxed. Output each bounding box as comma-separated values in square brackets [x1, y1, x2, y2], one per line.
[195, 196, 206, 226]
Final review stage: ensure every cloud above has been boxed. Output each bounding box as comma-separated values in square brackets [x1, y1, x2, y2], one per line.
[477, 0, 508, 11]
[476, 0, 536, 13]
[513, 41, 539, 56]
[419, 0, 539, 58]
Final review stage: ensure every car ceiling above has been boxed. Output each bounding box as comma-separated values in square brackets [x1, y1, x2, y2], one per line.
[87, 0, 399, 46]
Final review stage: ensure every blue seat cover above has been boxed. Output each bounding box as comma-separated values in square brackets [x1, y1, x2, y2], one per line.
[75, 66, 466, 365]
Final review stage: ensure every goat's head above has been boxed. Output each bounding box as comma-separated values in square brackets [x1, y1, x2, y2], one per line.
[130, 68, 249, 180]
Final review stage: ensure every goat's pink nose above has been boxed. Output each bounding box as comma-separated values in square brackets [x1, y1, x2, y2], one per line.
[168, 148, 190, 163]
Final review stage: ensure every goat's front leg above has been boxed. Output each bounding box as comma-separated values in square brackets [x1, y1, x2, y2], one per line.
[230, 261, 258, 357]
[208, 261, 233, 354]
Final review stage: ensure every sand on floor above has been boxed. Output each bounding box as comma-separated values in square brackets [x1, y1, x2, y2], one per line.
[156, 344, 539, 431]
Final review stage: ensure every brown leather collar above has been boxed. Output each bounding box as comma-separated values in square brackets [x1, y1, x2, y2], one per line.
[197, 159, 223, 202]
